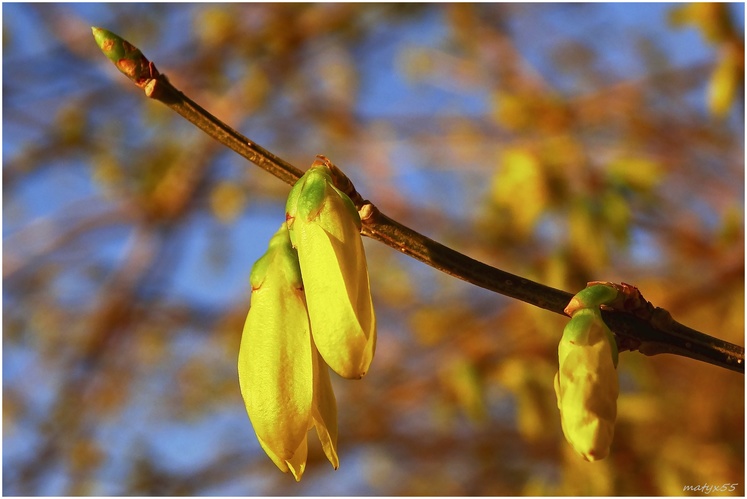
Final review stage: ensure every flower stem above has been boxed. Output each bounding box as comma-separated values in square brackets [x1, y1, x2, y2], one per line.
[92, 28, 744, 374]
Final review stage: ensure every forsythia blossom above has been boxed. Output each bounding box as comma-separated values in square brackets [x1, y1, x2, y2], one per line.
[554, 284, 620, 461]
[238, 225, 338, 481]
[239, 157, 377, 480]
[285, 159, 377, 379]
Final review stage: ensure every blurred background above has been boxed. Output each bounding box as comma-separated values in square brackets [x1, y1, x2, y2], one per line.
[3, 3, 744, 495]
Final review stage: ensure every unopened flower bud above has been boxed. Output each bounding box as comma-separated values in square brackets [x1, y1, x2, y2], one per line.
[286, 161, 376, 379]
[554, 307, 619, 461]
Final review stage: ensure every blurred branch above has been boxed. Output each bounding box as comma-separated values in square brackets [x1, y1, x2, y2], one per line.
[3, 201, 133, 279]
[92, 28, 744, 374]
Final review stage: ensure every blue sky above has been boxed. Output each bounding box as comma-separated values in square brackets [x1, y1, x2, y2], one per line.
[3, 3, 743, 494]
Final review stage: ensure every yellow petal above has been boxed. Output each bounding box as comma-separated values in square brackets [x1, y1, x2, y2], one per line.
[288, 171, 376, 379]
[556, 349, 618, 461]
[256, 432, 308, 481]
[559, 308, 618, 368]
[285, 434, 309, 482]
[298, 210, 376, 378]
[311, 348, 339, 469]
[238, 225, 314, 474]
[555, 311, 619, 461]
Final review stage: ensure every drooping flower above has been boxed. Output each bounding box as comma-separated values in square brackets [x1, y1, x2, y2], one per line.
[554, 306, 619, 461]
[285, 160, 376, 379]
[238, 224, 338, 481]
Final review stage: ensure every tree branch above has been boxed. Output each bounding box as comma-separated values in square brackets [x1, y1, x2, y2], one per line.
[92, 28, 744, 374]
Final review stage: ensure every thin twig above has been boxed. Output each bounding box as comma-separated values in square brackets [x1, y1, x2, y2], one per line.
[92, 28, 744, 374]
[144, 76, 304, 187]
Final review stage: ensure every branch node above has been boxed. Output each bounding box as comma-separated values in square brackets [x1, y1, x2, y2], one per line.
[358, 202, 377, 223]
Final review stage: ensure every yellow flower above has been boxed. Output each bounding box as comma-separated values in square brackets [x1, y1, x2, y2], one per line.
[286, 160, 376, 379]
[238, 224, 338, 481]
[554, 308, 619, 461]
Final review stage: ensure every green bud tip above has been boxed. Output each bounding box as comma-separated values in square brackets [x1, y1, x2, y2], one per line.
[564, 283, 620, 316]
[91, 27, 158, 87]
[286, 161, 360, 231]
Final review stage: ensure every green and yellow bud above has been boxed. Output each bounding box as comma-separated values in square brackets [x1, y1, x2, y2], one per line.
[554, 307, 619, 461]
[286, 162, 376, 380]
[91, 27, 158, 88]
[238, 224, 338, 481]
[564, 283, 620, 316]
